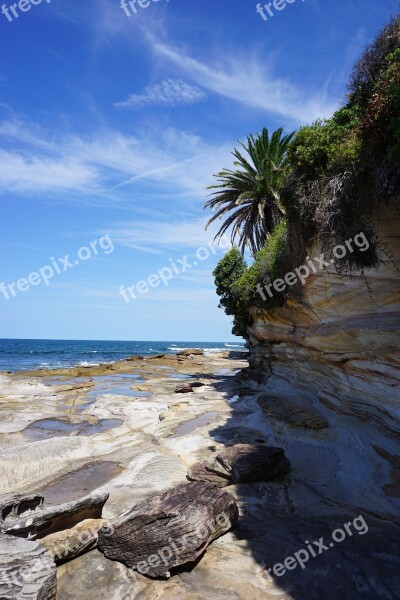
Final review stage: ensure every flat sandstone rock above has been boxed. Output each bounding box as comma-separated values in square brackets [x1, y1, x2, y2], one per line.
[0, 533, 56, 600]
[37, 518, 107, 564]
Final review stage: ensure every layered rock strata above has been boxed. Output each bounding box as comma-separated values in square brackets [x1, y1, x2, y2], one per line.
[247, 201, 400, 521]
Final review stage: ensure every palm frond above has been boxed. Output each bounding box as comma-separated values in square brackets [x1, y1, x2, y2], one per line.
[204, 126, 296, 253]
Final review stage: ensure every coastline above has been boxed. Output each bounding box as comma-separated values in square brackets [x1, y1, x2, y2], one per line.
[0, 339, 246, 373]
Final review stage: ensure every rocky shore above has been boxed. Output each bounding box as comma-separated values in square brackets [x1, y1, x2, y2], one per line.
[1, 349, 399, 599]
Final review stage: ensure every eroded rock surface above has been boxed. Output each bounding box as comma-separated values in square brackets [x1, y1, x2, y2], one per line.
[98, 481, 239, 578]
[247, 202, 400, 523]
[0, 533, 56, 599]
[1, 346, 399, 598]
[0, 493, 108, 539]
[188, 443, 290, 486]
[37, 518, 107, 564]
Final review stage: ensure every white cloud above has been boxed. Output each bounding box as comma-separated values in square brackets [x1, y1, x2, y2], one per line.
[0, 149, 98, 194]
[115, 79, 206, 109]
[149, 39, 338, 124]
[0, 117, 231, 199]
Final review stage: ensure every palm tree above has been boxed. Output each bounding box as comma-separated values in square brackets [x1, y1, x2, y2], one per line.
[205, 127, 295, 255]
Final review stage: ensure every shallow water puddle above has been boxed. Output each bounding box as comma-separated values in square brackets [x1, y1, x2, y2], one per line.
[174, 411, 220, 436]
[86, 374, 146, 402]
[34, 461, 124, 505]
[214, 369, 240, 377]
[228, 395, 240, 403]
[81, 419, 123, 435]
[25, 418, 123, 440]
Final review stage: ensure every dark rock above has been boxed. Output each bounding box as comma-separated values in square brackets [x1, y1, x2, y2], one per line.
[0, 493, 109, 540]
[188, 443, 290, 486]
[97, 481, 238, 578]
[176, 349, 204, 357]
[175, 383, 194, 393]
[187, 462, 231, 487]
[0, 493, 44, 521]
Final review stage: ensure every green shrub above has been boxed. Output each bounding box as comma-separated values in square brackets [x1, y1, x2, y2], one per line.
[289, 104, 362, 179]
[263, 220, 290, 282]
[213, 247, 247, 314]
[231, 222, 290, 309]
[289, 120, 330, 177]
[213, 223, 293, 335]
[212, 248, 248, 333]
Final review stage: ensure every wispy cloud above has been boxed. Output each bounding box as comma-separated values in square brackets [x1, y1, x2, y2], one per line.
[0, 149, 98, 195]
[149, 39, 339, 124]
[0, 116, 231, 200]
[115, 79, 206, 109]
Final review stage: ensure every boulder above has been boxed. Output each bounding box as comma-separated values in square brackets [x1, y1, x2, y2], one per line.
[176, 349, 204, 357]
[187, 462, 231, 487]
[187, 444, 290, 486]
[175, 382, 205, 393]
[175, 383, 194, 394]
[0, 492, 109, 539]
[176, 349, 204, 362]
[97, 481, 238, 578]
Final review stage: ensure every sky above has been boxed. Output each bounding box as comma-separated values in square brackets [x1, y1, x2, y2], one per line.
[0, 0, 397, 342]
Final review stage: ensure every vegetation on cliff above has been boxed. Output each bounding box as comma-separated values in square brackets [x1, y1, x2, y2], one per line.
[207, 14, 400, 336]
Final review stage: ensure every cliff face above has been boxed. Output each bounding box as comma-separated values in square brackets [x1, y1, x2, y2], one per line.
[246, 200, 400, 521]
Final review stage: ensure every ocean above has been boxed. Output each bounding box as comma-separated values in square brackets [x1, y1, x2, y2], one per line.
[0, 339, 247, 373]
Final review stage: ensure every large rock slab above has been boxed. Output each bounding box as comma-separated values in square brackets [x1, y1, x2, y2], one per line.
[97, 481, 238, 578]
[0, 492, 109, 539]
[0, 533, 56, 599]
[176, 349, 204, 358]
[188, 444, 290, 486]
[0, 493, 44, 521]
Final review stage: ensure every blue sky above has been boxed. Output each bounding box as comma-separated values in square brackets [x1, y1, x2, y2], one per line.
[0, 0, 397, 341]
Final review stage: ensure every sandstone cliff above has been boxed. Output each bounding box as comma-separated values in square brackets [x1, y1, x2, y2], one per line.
[246, 200, 400, 521]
